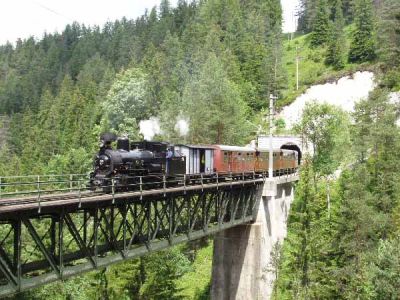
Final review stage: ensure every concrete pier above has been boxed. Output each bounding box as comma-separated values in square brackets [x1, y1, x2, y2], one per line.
[211, 178, 297, 300]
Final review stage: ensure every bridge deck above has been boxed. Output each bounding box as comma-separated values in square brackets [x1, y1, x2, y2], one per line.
[0, 179, 262, 214]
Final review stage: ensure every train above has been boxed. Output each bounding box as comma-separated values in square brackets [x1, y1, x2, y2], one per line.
[89, 133, 299, 191]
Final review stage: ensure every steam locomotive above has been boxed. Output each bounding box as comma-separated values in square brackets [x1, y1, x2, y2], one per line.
[89, 133, 185, 191]
[89, 133, 299, 191]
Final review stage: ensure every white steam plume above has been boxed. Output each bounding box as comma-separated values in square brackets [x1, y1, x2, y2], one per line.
[175, 118, 189, 137]
[139, 117, 161, 140]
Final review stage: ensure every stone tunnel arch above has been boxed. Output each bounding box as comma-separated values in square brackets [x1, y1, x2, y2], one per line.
[281, 143, 302, 165]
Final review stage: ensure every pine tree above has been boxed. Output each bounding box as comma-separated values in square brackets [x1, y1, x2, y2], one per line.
[348, 0, 376, 63]
[310, 0, 330, 47]
[377, 0, 400, 89]
[325, 0, 346, 69]
[181, 53, 250, 144]
[297, 0, 318, 33]
[342, 0, 355, 23]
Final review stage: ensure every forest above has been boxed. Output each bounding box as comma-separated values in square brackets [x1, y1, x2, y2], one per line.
[0, 0, 399, 298]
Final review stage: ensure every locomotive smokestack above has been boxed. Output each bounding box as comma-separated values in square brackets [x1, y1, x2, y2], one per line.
[117, 137, 130, 151]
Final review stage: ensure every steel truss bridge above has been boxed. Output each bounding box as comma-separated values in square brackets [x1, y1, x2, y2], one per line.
[0, 172, 301, 297]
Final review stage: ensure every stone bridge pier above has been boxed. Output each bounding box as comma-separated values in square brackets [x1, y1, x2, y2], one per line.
[211, 176, 298, 300]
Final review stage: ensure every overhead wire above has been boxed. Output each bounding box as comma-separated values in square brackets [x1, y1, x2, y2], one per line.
[32, 0, 74, 22]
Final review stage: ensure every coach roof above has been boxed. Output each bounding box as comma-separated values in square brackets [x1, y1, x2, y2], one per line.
[214, 145, 256, 152]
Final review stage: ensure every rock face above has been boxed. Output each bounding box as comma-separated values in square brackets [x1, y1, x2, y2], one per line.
[0, 116, 9, 150]
[279, 71, 376, 129]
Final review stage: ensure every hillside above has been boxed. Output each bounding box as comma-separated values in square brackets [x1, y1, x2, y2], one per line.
[280, 26, 377, 108]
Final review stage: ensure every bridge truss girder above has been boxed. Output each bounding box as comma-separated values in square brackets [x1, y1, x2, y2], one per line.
[0, 183, 262, 297]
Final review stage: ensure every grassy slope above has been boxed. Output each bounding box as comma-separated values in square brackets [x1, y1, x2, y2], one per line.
[280, 25, 375, 108]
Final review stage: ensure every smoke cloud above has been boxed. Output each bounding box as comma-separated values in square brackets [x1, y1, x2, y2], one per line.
[139, 117, 161, 140]
[174, 118, 189, 137]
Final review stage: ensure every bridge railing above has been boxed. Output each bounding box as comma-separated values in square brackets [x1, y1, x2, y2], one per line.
[0, 172, 265, 197]
[0, 174, 89, 199]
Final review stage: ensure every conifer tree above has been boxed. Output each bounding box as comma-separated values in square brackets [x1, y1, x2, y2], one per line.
[310, 0, 330, 47]
[298, 0, 318, 33]
[182, 53, 250, 145]
[348, 0, 376, 62]
[326, 0, 346, 69]
[378, 0, 400, 65]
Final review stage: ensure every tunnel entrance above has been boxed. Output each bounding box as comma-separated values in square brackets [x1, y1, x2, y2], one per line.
[281, 143, 302, 165]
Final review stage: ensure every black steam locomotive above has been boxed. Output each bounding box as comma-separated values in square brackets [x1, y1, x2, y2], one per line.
[89, 133, 186, 191]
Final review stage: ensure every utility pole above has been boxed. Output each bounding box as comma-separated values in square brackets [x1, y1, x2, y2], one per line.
[296, 46, 301, 91]
[269, 94, 278, 179]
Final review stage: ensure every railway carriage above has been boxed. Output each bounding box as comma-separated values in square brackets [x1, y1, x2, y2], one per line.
[213, 145, 256, 173]
[255, 149, 298, 176]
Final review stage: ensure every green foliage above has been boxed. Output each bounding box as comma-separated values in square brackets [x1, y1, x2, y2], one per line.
[180, 54, 251, 144]
[176, 242, 213, 299]
[295, 102, 351, 176]
[377, 0, 400, 68]
[276, 102, 351, 299]
[103, 68, 149, 135]
[325, 0, 346, 69]
[363, 237, 400, 299]
[45, 148, 92, 175]
[274, 160, 341, 299]
[310, 0, 330, 47]
[298, 0, 318, 34]
[18, 275, 95, 300]
[348, 0, 376, 63]
[377, 0, 400, 89]
[277, 87, 400, 299]
[139, 249, 190, 299]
